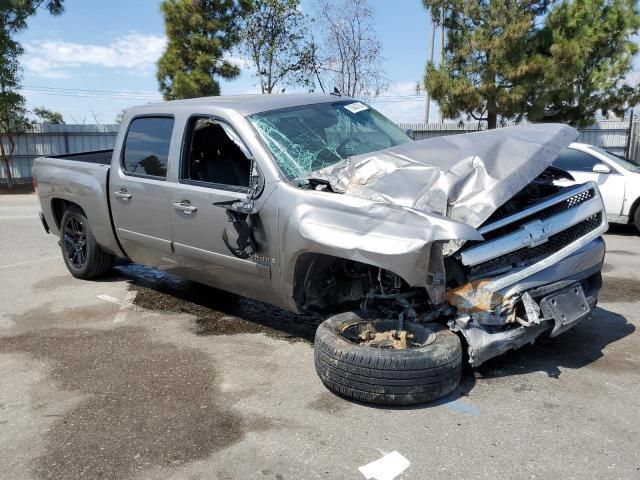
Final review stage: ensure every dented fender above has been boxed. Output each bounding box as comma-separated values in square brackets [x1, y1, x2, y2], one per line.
[277, 186, 483, 309]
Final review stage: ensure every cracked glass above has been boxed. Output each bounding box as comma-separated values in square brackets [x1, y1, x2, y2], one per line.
[248, 101, 411, 180]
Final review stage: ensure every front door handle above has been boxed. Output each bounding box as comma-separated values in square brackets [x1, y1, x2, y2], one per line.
[114, 189, 132, 201]
[173, 201, 197, 215]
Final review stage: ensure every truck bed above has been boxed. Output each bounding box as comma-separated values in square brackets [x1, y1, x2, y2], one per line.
[50, 149, 113, 164]
[34, 153, 124, 258]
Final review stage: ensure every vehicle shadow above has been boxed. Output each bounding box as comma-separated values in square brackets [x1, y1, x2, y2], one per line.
[475, 306, 635, 379]
[606, 223, 638, 237]
[103, 263, 325, 343]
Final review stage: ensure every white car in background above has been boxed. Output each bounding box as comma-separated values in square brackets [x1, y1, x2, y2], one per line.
[554, 142, 640, 231]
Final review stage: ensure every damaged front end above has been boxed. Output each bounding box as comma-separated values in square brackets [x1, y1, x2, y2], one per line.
[445, 180, 606, 365]
[302, 124, 607, 366]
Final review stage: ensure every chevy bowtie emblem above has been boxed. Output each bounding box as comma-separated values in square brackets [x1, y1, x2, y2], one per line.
[521, 219, 548, 247]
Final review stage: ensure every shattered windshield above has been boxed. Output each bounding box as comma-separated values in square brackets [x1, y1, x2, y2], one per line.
[248, 101, 412, 180]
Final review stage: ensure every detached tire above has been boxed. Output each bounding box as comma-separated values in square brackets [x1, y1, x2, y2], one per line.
[314, 311, 462, 406]
[60, 207, 115, 279]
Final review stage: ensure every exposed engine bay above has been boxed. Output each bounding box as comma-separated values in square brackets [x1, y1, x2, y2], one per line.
[299, 166, 607, 365]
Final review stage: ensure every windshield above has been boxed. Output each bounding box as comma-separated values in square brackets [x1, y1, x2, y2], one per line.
[590, 146, 640, 173]
[248, 101, 412, 180]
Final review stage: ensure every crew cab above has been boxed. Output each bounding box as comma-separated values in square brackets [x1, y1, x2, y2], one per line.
[34, 94, 607, 405]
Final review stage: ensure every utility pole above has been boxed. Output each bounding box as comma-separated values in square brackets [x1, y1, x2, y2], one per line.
[425, 17, 436, 125]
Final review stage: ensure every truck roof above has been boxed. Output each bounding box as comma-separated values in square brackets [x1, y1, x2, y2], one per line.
[139, 93, 347, 116]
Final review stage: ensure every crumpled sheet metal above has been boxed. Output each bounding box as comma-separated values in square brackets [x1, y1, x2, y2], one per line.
[279, 188, 484, 293]
[451, 319, 551, 366]
[306, 124, 578, 228]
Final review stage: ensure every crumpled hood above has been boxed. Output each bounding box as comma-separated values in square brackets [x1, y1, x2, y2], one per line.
[305, 124, 578, 228]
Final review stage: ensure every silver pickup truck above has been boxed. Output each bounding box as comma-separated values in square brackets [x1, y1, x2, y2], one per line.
[34, 94, 607, 405]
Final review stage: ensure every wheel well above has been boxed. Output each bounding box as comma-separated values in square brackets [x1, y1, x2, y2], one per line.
[51, 199, 85, 229]
[292, 253, 414, 312]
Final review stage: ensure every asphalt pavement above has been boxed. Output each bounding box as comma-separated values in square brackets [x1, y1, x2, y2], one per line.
[1, 193, 638, 480]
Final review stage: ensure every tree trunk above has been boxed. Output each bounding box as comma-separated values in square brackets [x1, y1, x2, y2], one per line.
[0, 138, 14, 190]
[1, 158, 13, 190]
[487, 97, 497, 130]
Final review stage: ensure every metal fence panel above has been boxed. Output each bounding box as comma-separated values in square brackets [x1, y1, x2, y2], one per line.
[0, 124, 119, 182]
[397, 120, 640, 163]
[3, 120, 639, 183]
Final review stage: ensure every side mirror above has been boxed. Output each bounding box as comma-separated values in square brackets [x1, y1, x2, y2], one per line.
[592, 163, 611, 174]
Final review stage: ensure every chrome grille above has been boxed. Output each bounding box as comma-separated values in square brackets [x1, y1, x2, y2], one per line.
[469, 212, 602, 279]
[459, 182, 607, 283]
[480, 187, 595, 242]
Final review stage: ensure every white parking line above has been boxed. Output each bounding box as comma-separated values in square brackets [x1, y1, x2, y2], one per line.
[0, 215, 40, 221]
[97, 292, 139, 323]
[0, 256, 59, 269]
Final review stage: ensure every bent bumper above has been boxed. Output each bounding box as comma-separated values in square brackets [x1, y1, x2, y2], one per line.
[451, 237, 605, 366]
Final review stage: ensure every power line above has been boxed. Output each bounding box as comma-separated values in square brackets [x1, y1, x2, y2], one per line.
[24, 85, 161, 96]
[21, 85, 162, 101]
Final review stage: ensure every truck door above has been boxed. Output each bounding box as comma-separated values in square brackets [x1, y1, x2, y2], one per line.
[167, 116, 275, 300]
[109, 116, 178, 268]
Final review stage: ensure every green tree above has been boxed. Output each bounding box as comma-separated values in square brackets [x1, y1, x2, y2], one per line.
[33, 106, 64, 124]
[241, 0, 313, 94]
[1, 1, 65, 189]
[157, 0, 251, 100]
[537, 0, 640, 126]
[423, 0, 548, 129]
[423, 0, 640, 128]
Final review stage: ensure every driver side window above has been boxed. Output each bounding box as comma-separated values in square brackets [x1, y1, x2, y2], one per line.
[181, 117, 251, 191]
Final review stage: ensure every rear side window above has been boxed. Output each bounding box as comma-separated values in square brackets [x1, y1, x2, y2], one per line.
[553, 148, 600, 173]
[122, 117, 174, 178]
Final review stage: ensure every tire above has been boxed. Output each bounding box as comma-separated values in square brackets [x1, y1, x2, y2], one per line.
[60, 206, 115, 279]
[314, 311, 462, 406]
[634, 205, 640, 234]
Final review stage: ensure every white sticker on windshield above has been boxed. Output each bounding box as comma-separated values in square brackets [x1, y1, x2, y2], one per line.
[344, 102, 369, 114]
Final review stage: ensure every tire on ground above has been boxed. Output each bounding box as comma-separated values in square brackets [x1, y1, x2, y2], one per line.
[634, 205, 640, 234]
[60, 206, 115, 279]
[314, 311, 462, 406]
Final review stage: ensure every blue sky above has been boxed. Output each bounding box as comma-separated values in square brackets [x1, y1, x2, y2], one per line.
[18, 0, 440, 124]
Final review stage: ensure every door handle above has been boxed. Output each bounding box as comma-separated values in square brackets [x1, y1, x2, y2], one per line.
[173, 201, 197, 215]
[114, 189, 132, 201]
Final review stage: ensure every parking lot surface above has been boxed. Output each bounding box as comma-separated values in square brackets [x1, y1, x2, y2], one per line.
[1, 193, 639, 480]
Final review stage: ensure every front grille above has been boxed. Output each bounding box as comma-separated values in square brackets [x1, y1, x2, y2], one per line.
[457, 182, 606, 282]
[469, 212, 602, 278]
[481, 187, 595, 242]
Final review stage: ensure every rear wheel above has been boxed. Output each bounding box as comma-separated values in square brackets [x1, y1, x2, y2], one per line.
[314, 311, 462, 405]
[60, 207, 114, 279]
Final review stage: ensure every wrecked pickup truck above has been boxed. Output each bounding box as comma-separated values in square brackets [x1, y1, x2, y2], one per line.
[33, 94, 607, 405]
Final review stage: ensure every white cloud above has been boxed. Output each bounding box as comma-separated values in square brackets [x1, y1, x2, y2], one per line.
[23, 33, 167, 78]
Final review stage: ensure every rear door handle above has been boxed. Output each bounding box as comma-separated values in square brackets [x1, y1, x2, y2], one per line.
[173, 201, 197, 215]
[114, 190, 132, 201]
